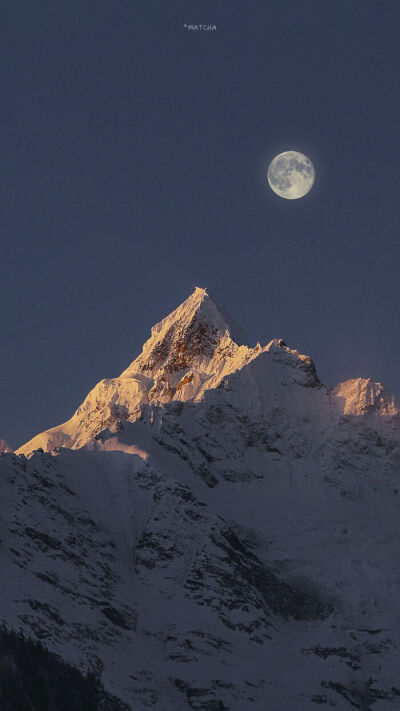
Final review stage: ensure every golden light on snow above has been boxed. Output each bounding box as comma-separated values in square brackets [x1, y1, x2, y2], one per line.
[267, 150, 315, 199]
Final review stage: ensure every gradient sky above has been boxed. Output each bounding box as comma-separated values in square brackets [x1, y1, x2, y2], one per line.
[2, 0, 400, 448]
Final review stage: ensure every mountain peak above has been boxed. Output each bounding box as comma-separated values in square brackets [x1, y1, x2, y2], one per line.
[331, 377, 399, 415]
[121, 287, 244, 378]
[149, 286, 227, 338]
[149, 286, 242, 342]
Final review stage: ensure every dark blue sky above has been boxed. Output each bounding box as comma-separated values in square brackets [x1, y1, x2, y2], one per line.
[2, 0, 400, 448]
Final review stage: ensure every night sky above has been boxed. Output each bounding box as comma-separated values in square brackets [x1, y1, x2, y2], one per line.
[2, 0, 400, 448]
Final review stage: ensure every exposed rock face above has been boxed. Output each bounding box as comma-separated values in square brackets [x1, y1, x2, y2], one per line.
[124, 286, 243, 375]
[2, 288, 400, 709]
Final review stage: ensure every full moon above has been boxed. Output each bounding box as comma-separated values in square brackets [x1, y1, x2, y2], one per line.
[267, 151, 315, 199]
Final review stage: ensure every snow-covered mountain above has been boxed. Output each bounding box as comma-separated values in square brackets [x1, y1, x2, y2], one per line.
[17, 287, 324, 455]
[2, 287, 400, 710]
